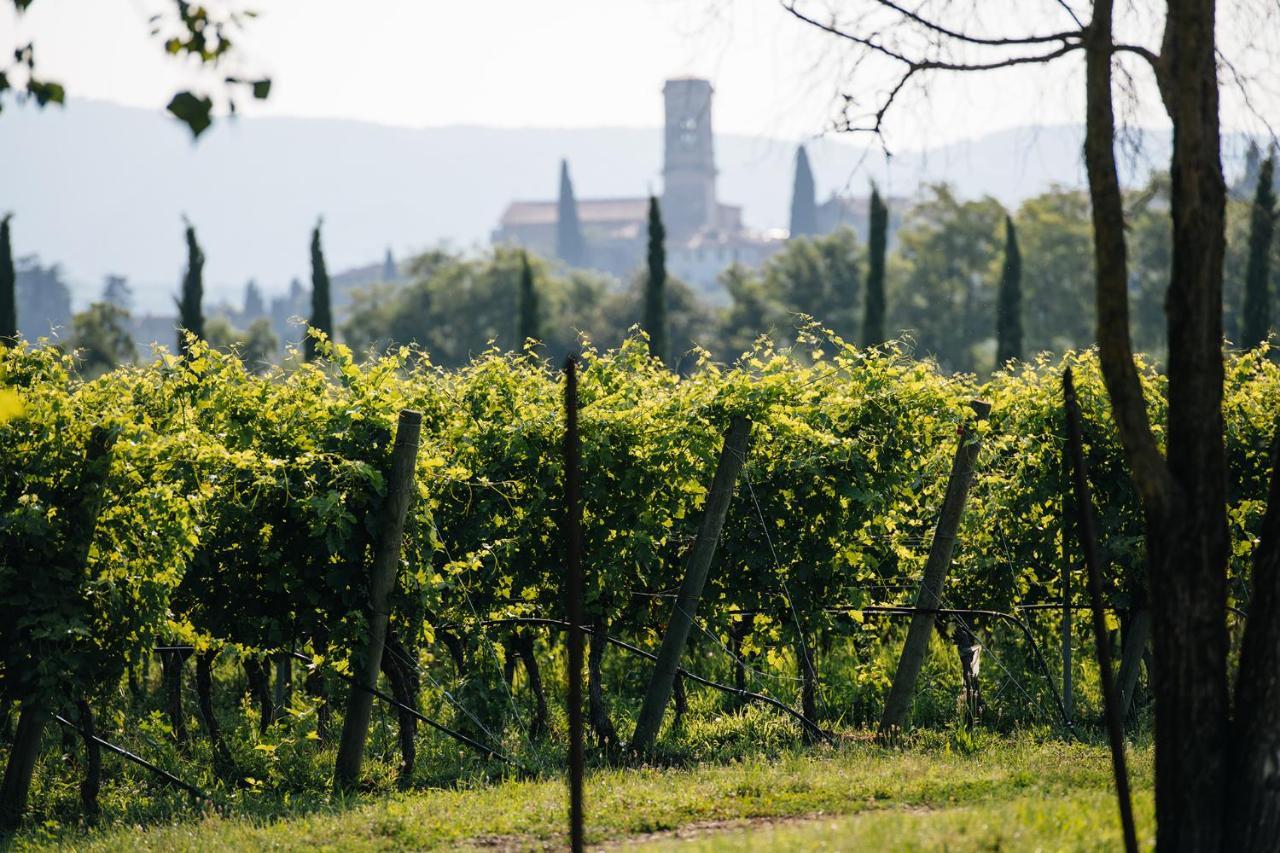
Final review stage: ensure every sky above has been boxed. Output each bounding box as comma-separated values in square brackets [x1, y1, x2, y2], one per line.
[10, 0, 1264, 148]
[1, 0, 1276, 314]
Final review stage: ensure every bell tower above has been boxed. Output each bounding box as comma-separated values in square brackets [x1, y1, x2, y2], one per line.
[661, 78, 717, 241]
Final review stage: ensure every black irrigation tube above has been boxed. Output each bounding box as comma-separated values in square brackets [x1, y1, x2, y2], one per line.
[286, 651, 525, 772]
[51, 713, 211, 802]
[471, 616, 834, 744]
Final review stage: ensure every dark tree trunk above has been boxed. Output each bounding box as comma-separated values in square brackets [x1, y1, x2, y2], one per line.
[380, 633, 420, 788]
[273, 654, 292, 715]
[75, 700, 101, 825]
[0, 704, 48, 831]
[587, 616, 617, 749]
[160, 648, 191, 744]
[243, 657, 274, 734]
[439, 630, 467, 676]
[1228, 433, 1280, 849]
[304, 666, 331, 738]
[513, 633, 548, 739]
[502, 635, 518, 688]
[194, 649, 237, 781]
[672, 673, 687, 728]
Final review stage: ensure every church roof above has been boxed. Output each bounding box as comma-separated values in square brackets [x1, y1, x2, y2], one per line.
[500, 197, 649, 227]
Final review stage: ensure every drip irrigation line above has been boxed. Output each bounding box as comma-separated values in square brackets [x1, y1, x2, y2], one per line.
[471, 616, 833, 744]
[51, 714, 211, 802]
[287, 652, 525, 772]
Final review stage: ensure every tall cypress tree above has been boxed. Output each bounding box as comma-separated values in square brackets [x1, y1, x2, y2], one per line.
[517, 250, 541, 345]
[177, 218, 204, 355]
[1241, 154, 1276, 350]
[789, 145, 818, 238]
[996, 214, 1023, 364]
[0, 214, 15, 343]
[556, 159, 585, 267]
[861, 187, 888, 347]
[306, 217, 332, 361]
[644, 196, 668, 365]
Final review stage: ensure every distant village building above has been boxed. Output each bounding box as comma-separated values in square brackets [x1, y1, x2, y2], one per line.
[492, 78, 785, 300]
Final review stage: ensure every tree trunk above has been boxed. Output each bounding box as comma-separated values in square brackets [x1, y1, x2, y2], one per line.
[195, 649, 237, 781]
[0, 705, 48, 830]
[160, 648, 191, 744]
[513, 633, 548, 739]
[273, 654, 292, 716]
[1228, 433, 1280, 849]
[379, 633, 420, 788]
[243, 657, 274, 734]
[75, 701, 101, 825]
[587, 616, 617, 749]
[1084, 0, 1230, 847]
[1115, 609, 1151, 720]
[672, 673, 688, 728]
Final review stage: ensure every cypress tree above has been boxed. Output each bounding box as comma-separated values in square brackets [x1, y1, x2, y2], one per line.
[306, 217, 332, 361]
[177, 218, 204, 355]
[556, 159, 585, 267]
[1241, 154, 1276, 350]
[0, 214, 15, 343]
[644, 196, 668, 365]
[789, 145, 818, 238]
[517, 250, 541, 345]
[996, 214, 1023, 364]
[861, 187, 888, 347]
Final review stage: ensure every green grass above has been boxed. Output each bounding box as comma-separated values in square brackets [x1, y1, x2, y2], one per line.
[9, 732, 1153, 851]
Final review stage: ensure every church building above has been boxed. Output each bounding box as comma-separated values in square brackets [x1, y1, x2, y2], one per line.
[491, 78, 783, 299]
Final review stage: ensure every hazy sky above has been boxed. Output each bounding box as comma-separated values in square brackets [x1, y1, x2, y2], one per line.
[11, 0, 1272, 148]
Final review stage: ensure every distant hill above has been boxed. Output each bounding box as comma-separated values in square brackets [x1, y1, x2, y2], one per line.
[0, 99, 1243, 314]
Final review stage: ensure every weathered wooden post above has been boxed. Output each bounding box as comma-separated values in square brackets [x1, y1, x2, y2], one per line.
[632, 415, 752, 754]
[1063, 368, 1137, 853]
[563, 356, 585, 853]
[879, 400, 990, 739]
[334, 409, 422, 791]
[0, 426, 116, 831]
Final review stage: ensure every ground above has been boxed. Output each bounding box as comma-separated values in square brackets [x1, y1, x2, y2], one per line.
[11, 733, 1153, 851]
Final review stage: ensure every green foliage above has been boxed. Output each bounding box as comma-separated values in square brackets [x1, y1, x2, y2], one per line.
[1011, 187, 1093, 355]
[996, 215, 1022, 365]
[517, 250, 542, 345]
[890, 185, 1006, 373]
[1, 1, 269, 137]
[177, 219, 204, 355]
[1241, 155, 1276, 350]
[0, 212, 15, 341]
[70, 302, 137, 378]
[556, 159, 585, 267]
[788, 145, 817, 238]
[645, 196, 669, 365]
[306, 218, 332, 362]
[862, 187, 888, 348]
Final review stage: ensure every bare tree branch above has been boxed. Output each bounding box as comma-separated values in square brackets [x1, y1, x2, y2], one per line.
[866, 0, 1083, 46]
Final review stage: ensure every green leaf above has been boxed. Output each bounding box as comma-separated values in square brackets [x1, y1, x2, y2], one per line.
[166, 91, 213, 137]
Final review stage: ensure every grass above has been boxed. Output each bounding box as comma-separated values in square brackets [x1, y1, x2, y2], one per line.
[8, 730, 1153, 851]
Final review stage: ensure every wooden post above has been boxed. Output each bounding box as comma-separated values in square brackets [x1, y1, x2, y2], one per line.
[334, 409, 422, 791]
[879, 400, 990, 739]
[1115, 609, 1151, 717]
[1061, 452, 1074, 724]
[1, 426, 116, 830]
[563, 356, 585, 853]
[631, 415, 752, 753]
[1063, 367, 1137, 853]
